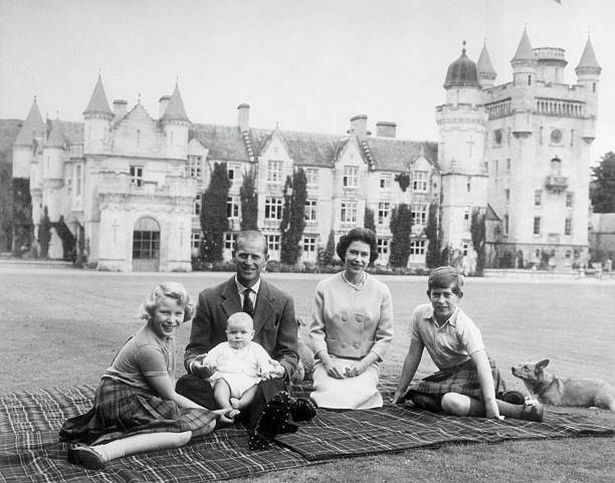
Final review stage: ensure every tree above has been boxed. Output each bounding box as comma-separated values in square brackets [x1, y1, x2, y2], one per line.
[364, 207, 375, 233]
[470, 207, 486, 276]
[240, 166, 258, 230]
[11, 178, 32, 256]
[280, 168, 307, 265]
[38, 206, 51, 259]
[200, 162, 231, 263]
[318, 229, 336, 267]
[52, 216, 76, 261]
[590, 152, 615, 213]
[389, 203, 413, 268]
[425, 201, 441, 268]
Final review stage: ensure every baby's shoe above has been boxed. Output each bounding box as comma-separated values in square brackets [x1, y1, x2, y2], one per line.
[520, 401, 544, 422]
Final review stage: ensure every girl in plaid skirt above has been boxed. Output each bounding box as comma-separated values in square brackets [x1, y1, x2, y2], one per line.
[60, 282, 230, 469]
[392, 267, 543, 422]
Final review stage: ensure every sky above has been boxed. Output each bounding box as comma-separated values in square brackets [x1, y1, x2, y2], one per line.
[1, 0, 614, 160]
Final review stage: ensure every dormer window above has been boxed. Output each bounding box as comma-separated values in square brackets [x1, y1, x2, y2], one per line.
[550, 156, 562, 176]
[343, 166, 358, 188]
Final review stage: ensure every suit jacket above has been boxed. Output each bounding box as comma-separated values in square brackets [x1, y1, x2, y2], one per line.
[184, 276, 298, 380]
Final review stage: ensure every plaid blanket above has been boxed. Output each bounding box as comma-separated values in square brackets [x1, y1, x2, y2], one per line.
[1, 380, 614, 482]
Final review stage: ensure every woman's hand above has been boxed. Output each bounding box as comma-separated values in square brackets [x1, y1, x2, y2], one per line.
[324, 361, 345, 379]
[344, 360, 368, 378]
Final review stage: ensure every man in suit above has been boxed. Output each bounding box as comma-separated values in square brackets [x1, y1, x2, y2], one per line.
[176, 230, 298, 428]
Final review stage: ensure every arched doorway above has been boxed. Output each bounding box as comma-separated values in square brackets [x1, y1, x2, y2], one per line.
[132, 217, 160, 271]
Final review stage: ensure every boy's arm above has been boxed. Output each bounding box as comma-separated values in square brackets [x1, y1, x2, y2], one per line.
[392, 338, 424, 404]
[470, 349, 501, 419]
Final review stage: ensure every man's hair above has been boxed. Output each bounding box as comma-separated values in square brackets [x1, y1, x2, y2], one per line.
[234, 230, 268, 256]
[427, 266, 464, 295]
[335, 227, 378, 263]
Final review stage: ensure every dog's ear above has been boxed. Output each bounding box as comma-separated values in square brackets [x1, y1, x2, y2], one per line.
[536, 359, 550, 370]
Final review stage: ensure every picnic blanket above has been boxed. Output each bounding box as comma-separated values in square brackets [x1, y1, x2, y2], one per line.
[1, 379, 613, 482]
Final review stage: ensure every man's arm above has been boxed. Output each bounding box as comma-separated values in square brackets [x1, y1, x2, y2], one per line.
[471, 349, 501, 419]
[184, 290, 213, 374]
[272, 294, 298, 380]
[392, 338, 424, 403]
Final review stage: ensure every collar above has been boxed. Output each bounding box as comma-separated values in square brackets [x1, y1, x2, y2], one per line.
[423, 306, 460, 328]
[235, 275, 261, 295]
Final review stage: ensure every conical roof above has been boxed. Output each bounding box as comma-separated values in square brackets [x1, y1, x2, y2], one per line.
[14, 98, 46, 146]
[576, 37, 601, 72]
[477, 43, 496, 78]
[161, 83, 190, 123]
[83, 74, 113, 117]
[45, 120, 65, 148]
[511, 28, 535, 62]
[444, 45, 479, 89]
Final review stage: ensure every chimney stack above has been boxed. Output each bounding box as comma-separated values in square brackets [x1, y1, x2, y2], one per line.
[350, 114, 368, 137]
[113, 99, 127, 122]
[159, 95, 170, 119]
[376, 121, 397, 138]
[237, 103, 250, 131]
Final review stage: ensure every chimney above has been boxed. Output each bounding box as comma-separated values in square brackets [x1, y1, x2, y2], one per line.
[237, 103, 250, 131]
[113, 99, 127, 121]
[376, 121, 397, 138]
[350, 114, 368, 137]
[159, 95, 170, 119]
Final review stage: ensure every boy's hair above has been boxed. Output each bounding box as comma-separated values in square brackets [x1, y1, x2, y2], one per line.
[139, 282, 196, 322]
[227, 311, 254, 329]
[428, 266, 464, 295]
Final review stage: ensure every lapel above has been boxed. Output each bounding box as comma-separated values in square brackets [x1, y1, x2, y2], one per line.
[252, 279, 275, 336]
[220, 277, 241, 321]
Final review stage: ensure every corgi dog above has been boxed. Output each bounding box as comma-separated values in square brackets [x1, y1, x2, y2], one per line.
[512, 359, 615, 410]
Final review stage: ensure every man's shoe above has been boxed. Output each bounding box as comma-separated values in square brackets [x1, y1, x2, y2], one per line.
[248, 391, 294, 450]
[290, 397, 317, 422]
[499, 390, 526, 405]
[520, 401, 544, 422]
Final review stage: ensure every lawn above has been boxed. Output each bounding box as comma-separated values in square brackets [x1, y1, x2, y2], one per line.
[2, 267, 615, 482]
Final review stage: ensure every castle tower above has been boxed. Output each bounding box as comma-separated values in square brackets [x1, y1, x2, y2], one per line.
[436, 43, 488, 253]
[13, 97, 45, 178]
[42, 120, 66, 221]
[477, 42, 497, 89]
[83, 74, 113, 154]
[575, 36, 601, 141]
[160, 82, 190, 159]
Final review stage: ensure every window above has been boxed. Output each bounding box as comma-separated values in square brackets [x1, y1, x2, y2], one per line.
[191, 232, 201, 250]
[343, 166, 358, 188]
[494, 160, 499, 177]
[136, 129, 141, 147]
[226, 196, 240, 219]
[340, 201, 357, 223]
[540, 126, 543, 145]
[565, 192, 574, 208]
[377, 202, 390, 225]
[505, 189, 510, 204]
[462, 241, 469, 256]
[227, 163, 241, 182]
[377, 238, 389, 257]
[412, 171, 428, 192]
[224, 232, 237, 250]
[570, 129, 574, 147]
[463, 206, 471, 222]
[411, 203, 428, 226]
[304, 199, 318, 222]
[493, 129, 502, 146]
[265, 197, 283, 220]
[550, 157, 562, 176]
[75, 164, 82, 197]
[506, 158, 511, 172]
[186, 155, 203, 180]
[194, 193, 202, 215]
[467, 177, 471, 192]
[132, 217, 160, 260]
[533, 216, 541, 235]
[130, 165, 143, 187]
[306, 167, 318, 187]
[303, 236, 317, 254]
[380, 173, 391, 189]
[565, 218, 572, 236]
[410, 240, 426, 256]
[267, 160, 283, 183]
[266, 234, 280, 252]
[534, 190, 542, 207]
[504, 214, 509, 235]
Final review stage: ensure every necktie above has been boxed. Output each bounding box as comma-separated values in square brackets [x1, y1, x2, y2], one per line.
[242, 288, 254, 315]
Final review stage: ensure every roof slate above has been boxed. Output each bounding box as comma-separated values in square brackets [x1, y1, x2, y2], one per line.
[576, 37, 601, 70]
[162, 84, 190, 123]
[190, 124, 249, 161]
[512, 28, 535, 62]
[478, 43, 497, 77]
[83, 75, 113, 117]
[14, 100, 45, 146]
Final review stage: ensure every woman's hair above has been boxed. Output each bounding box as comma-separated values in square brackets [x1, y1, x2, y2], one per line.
[138, 282, 196, 322]
[427, 266, 464, 296]
[336, 227, 378, 263]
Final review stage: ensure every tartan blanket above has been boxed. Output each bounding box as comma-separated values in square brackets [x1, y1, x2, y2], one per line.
[1, 380, 614, 482]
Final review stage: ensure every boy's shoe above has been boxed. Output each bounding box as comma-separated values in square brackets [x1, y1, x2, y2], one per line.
[520, 401, 544, 422]
[70, 445, 107, 469]
[290, 397, 317, 422]
[248, 391, 295, 450]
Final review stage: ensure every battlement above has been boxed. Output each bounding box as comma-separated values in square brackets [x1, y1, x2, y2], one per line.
[534, 47, 566, 63]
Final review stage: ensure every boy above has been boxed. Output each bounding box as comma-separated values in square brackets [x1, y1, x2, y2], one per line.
[392, 266, 543, 422]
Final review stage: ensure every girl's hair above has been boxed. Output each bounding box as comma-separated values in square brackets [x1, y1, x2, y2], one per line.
[336, 227, 378, 263]
[428, 266, 464, 295]
[138, 282, 196, 322]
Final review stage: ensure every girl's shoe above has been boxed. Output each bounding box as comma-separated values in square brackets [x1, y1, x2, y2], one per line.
[70, 445, 107, 469]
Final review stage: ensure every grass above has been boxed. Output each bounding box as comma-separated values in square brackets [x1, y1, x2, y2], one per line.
[2, 267, 615, 482]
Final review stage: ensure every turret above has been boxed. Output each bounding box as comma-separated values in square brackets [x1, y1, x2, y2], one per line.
[41, 120, 66, 221]
[575, 36, 601, 127]
[477, 42, 497, 89]
[160, 82, 189, 159]
[13, 97, 45, 178]
[511, 28, 537, 88]
[83, 74, 113, 154]
[443, 42, 481, 106]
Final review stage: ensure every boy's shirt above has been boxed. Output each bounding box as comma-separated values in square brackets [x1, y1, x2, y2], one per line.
[410, 303, 485, 370]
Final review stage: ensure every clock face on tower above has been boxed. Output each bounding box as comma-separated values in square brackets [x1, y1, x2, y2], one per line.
[550, 129, 562, 144]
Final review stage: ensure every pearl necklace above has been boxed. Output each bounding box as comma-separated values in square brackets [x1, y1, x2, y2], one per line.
[341, 271, 367, 291]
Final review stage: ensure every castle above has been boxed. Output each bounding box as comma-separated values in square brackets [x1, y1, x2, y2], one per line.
[10, 29, 600, 272]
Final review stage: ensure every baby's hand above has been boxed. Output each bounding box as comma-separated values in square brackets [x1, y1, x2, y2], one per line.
[268, 360, 286, 379]
[192, 355, 216, 378]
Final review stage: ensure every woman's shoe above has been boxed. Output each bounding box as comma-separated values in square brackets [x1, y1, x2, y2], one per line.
[70, 445, 107, 469]
[520, 401, 544, 422]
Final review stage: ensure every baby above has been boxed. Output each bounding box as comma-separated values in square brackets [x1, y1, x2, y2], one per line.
[204, 312, 275, 418]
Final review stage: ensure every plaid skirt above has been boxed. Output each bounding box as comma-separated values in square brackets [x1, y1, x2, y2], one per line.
[405, 358, 504, 401]
[59, 378, 218, 445]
